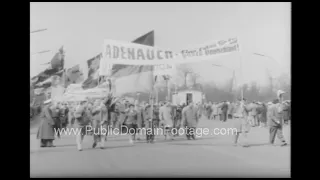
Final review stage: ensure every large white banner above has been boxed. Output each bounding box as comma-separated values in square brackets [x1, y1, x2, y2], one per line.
[99, 37, 239, 75]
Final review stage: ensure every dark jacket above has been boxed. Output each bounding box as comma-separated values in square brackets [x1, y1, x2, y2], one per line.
[59, 107, 69, 123]
[74, 105, 91, 127]
[257, 105, 267, 123]
[221, 103, 228, 113]
[125, 110, 138, 125]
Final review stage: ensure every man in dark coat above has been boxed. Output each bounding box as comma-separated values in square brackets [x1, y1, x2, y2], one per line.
[50, 102, 61, 138]
[37, 99, 56, 147]
[144, 104, 155, 143]
[124, 104, 138, 144]
[220, 101, 228, 122]
[227, 102, 233, 120]
[173, 105, 182, 137]
[59, 103, 69, 129]
[257, 102, 267, 127]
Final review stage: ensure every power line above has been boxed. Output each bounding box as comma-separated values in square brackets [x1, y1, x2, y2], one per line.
[31, 50, 51, 56]
[30, 28, 47, 34]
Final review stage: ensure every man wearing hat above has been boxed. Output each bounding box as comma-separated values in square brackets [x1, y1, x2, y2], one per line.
[37, 99, 56, 148]
[277, 90, 286, 101]
[267, 90, 288, 146]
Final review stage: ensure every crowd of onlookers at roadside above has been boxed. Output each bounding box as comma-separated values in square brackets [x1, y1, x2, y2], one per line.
[202, 100, 291, 127]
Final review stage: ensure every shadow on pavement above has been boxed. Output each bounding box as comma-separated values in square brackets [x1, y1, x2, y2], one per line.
[169, 142, 231, 147]
[247, 143, 270, 147]
[55, 144, 77, 148]
[103, 145, 134, 150]
[31, 147, 77, 154]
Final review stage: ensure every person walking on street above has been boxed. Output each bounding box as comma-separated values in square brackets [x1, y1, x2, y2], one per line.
[218, 102, 223, 121]
[159, 101, 175, 140]
[117, 99, 127, 133]
[267, 90, 288, 146]
[173, 105, 182, 137]
[73, 101, 91, 151]
[134, 101, 144, 141]
[210, 102, 218, 120]
[233, 98, 251, 147]
[91, 100, 108, 149]
[37, 99, 56, 148]
[221, 101, 228, 122]
[227, 102, 233, 120]
[144, 104, 155, 143]
[207, 102, 213, 119]
[181, 100, 199, 140]
[251, 102, 259, 127]
[261, 102, 268, 127]
[247, 102, 255, 127]
[124, 104, 138, 144]
[59, 103, 69, 130]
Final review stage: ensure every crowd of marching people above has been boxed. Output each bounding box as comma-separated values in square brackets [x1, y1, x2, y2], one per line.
[36, 90, 290, 150]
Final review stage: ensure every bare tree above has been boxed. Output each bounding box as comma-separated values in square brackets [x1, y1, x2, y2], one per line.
[176, 64, 194, 88]
[189, 73, 201, 87]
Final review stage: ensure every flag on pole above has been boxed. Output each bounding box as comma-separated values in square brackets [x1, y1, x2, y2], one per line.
[31, 46, 65, 88]
[112, 65, 154, 96]
[65, 64, 84, 87]
[110, 30, 155, 96]
[82, 53, 102, 89]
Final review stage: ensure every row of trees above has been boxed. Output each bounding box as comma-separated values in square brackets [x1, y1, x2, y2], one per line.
[150, 64, 291, 103]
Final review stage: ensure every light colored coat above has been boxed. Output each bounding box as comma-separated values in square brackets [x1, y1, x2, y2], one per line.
[250, 103, 258, 116]
[37, 105, 55, 140]
[181, 105, 199, 128]
[91, 104, 108, 135]
[233, 103, 251, 132]
[159, 105, 173, 127]
[212, 104, 218, 115]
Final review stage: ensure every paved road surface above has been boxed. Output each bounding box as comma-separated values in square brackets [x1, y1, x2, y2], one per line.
[30, 117, 290, 178]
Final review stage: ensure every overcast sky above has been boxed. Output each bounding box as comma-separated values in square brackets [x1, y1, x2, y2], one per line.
[31, 2, 290, 86]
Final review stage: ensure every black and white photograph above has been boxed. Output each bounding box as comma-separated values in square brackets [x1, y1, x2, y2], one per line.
[30, 2, 291, 178]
